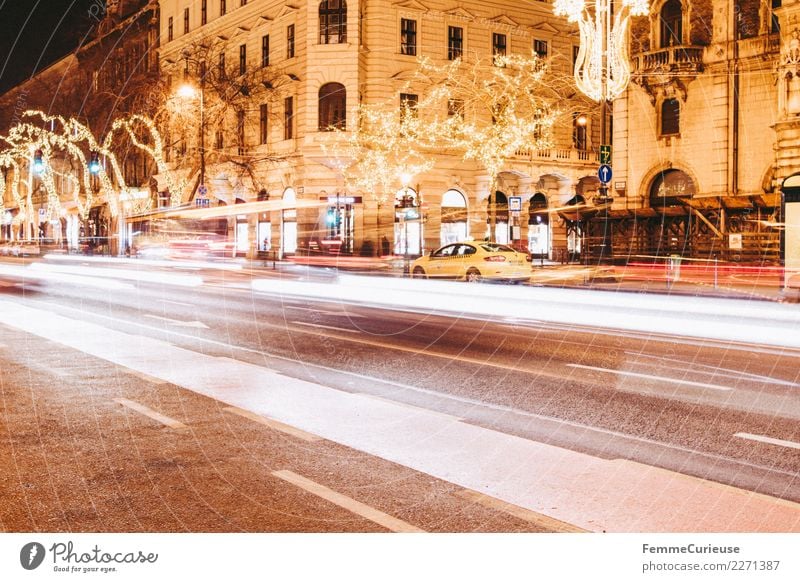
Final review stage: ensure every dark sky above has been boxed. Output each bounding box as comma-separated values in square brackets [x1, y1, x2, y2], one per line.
[0, 0, 99, 95]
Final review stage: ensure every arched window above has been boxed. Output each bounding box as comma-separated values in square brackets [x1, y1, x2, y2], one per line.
[441, 189, 468, 245]
[528, 193, 549, 257]
[649, 169, 696, 206]
[319, 0, 347, 44]
[660, 0, 683, 48]
[660, 98, 680, 136]
[318, 83, 347, 131]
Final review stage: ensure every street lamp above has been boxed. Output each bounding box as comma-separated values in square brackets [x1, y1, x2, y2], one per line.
[554, 0, 648, 262]
[177, 55, 206, 198]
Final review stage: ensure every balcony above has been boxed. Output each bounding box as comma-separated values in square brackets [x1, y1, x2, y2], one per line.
[632, 45, 705, 104]
[512, 147, 598, 166]
[632, 46, 704, 74]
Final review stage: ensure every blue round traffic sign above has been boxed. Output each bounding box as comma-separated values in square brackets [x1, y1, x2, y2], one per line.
[598, 164, 613, 184]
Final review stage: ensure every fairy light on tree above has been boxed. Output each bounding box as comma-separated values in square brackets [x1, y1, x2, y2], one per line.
[324, 100, 434, 241]
[414, 54, 576, 241]
[25, 112, 128, 217]
[109, 114, 188, 207]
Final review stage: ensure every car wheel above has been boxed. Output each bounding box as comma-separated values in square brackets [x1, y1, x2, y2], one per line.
[466, 268, 482, 283]
[412, 267, 427, 279]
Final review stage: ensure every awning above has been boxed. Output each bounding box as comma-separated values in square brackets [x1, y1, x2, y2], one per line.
[721, 196, 756, 210]
[681, 197, 721, 210]
[752, 193, 780, 208]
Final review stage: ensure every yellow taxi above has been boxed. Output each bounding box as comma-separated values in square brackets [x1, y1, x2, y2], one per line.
[410, 241, 531, 282]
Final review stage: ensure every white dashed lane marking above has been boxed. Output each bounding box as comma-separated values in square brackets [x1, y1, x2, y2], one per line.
[272, 470, 425, 533]
[567, 364, 734, 391]
[734, 432, 800, 450]
[114, 398, 188, 430]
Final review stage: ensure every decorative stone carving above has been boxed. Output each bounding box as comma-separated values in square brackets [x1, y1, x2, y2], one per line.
[784, 29, 800, 67]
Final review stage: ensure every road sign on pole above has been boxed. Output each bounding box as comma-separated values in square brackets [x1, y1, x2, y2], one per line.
[600, 145, 612, 165]
[598, 164, 613, 184]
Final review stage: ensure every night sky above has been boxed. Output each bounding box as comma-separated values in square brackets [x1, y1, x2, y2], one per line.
[0, 0, 99, 95]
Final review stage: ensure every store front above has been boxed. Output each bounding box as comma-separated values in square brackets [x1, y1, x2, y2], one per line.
[440, 189, 468, 246]
[528, 193, 549, 257]
[487, 191, 509, 243]
[395, 186, 421, 255]
[281, 187, 298, 256]
[324, 193, 355, 254]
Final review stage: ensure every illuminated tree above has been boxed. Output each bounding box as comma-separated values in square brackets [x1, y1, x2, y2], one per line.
[414, 54, 582, 240]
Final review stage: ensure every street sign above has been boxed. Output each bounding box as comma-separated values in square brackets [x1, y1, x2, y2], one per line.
[600, 144, 612, 165]
[198, 184, 208, 197]
[509, 196, 522, 212]
[195, 198, 210, 208]
[728, 233, 742, 250]
[598, 164, 613, 184]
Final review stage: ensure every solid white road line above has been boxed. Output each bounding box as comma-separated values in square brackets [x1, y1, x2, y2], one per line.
[291, 321, 360, 334]
[113, 398, 187, 429]
[223, 406, 322, 442]
[271, 470, 425, 533]
[567, 364, 734, 391]
[734, 432, 800, 450]
[143, 314, 210, 329]
[455, 489, 586, 533]
[284, 306, 366, 318]
[358, 393, 463, 422]
[158, 299, 194, 308]
[623, 351, 800, 387]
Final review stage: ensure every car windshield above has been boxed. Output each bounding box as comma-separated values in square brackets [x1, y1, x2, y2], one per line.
[480, 243, 516, 253]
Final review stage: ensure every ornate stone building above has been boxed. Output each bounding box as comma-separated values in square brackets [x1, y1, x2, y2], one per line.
[156, 0, 602, 259]
[610, 0, 785, 263]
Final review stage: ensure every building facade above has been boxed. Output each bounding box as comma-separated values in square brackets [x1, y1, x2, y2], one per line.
[608, 0, 786, 263]
[157, 0, 604, 260]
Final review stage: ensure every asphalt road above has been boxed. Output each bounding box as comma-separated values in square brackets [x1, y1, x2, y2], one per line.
[1, 256, 799, 533]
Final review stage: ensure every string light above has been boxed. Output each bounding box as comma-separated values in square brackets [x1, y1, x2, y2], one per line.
[553, 0, 649, 102]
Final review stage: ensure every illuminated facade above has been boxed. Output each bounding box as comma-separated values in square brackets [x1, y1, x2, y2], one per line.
[157, 0, 602, 259]
[610, 0, 786, 262]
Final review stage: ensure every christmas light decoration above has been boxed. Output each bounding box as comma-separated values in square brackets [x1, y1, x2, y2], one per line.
[553, 0, 649, 102]
[108, 114, 188, 207]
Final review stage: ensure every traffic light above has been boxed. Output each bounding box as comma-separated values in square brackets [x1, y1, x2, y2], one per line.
[33, 149, 44, 173]
[326, 208, 338, 226]
[89, 152, 101, 174]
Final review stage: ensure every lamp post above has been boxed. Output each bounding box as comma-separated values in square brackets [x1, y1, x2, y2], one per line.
[554, 0, 648, 263]
[178, 54, 206, 198]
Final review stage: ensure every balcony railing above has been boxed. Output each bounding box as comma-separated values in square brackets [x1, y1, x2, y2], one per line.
[513, 147, 598, 164]
[738, 34, 780, 60]
[633, 46, 704, 72]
